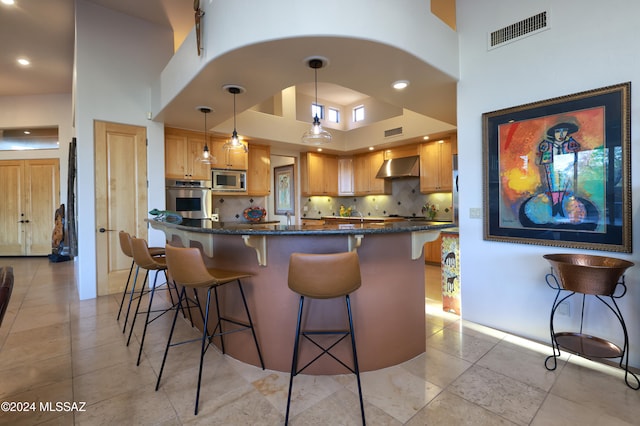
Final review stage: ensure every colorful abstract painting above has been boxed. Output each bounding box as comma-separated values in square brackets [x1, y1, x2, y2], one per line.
[483, 83, 631, 252]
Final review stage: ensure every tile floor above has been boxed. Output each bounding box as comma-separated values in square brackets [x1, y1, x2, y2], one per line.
[0, 258, 639, 425]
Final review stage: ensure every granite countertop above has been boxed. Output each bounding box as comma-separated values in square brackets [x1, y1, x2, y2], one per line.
[149, 218, 455, 236]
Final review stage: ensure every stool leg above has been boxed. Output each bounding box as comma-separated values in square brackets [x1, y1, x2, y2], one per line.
[136, 270, 161, 366]
[156, 286, 186, 392]
[195, 287, 213, 415]
[346, 294, 365, 425]
[127, 270, 149, 346]
[285, 295, 305, 425]
[237, 280, 265, 369]
[116, 260, 135, 321]
[213, 285, 225, 354]
[122, 265, 141, 333]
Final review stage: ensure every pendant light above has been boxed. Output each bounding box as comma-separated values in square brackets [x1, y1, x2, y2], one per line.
[301, 57, 332, 145]
[222, 85, 248, 153]
[196, 106, 215, 164]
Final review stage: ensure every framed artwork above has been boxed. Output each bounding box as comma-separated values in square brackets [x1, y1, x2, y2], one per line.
[274, 164, 295, 215]
[483, 82, 631, 252]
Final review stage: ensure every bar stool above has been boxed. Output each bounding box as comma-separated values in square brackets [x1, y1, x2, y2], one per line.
[156, 244, 265, 415]
[285, 251, 365, 425]
[126, 236, 178, 366]
[116, 231, 165, 333]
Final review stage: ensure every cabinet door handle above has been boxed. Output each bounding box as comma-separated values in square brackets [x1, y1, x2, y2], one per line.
[98, 227, 116, 233]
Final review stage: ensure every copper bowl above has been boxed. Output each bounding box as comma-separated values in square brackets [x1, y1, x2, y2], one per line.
[543, 254, 634, 296]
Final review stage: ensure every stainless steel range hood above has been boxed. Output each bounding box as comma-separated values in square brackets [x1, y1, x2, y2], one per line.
[375, 156, 420, 179]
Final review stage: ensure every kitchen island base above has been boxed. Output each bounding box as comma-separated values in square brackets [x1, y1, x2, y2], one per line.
[149, 219, 452, 374]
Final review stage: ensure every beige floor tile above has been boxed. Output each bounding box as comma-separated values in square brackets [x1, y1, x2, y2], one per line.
[0, 353, 72, 400]
[549, 360, 640, 424]
[449, 365, 547, 425]
[406, 390, 517, 425]
[400, 347, 472, 388]
[531, 393, 635, 426]
[0, 379, 73, 426]
[0, 323, 71, 369]
[72, 360, 158, 406]
[355, 364, 442, 423]
[74, 386, 180, 426]
[426, 326, 498, 363]
[476, 340, 563, 392]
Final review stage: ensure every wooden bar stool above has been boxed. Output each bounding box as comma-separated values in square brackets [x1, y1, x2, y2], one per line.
[156, 244, 265, 415]
[117, 231, 165, 333]
[285, 251, 365, 425]
[126, 236, 179, 366]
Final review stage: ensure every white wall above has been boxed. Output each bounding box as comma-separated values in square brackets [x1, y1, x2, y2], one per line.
[0, 94, 72, 205]
[457, 0, 640, 367]
[74, 0, 173, 299]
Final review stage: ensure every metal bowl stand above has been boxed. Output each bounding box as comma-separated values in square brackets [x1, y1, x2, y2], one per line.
[544, 269, 639, 390]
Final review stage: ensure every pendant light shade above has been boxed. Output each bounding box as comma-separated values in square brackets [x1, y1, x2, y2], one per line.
[301, 57, 332, 145]
[222, 85, 248, 153]
[196, 106, 215, 164]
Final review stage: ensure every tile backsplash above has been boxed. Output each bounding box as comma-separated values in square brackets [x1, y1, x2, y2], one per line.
[301, 178, 453, 221]
[211, 178, 454, 223]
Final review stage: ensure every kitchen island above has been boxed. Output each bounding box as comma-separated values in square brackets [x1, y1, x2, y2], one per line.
[149, 218, 454, 374]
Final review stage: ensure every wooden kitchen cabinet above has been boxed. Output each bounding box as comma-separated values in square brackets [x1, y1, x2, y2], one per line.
[300, 152, 338, 196]
[338, 157, 354, 196]
[424, 234, 443, 264]
[420, 139, 453, 193]
[247, 143, 270, 196]
[353, 150, 391, 195]
[211, 137, 248, 170]
[164, 127, 211, 180]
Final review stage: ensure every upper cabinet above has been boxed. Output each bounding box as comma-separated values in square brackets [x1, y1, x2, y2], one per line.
[211, 137, 248, 170]
[247, 143, 271, 196]
[164, 128, 211, 180]
[420, 139, 453, 193]
[338, 157, 354, 196]
[353, 150, 391, 195]
[300, 152, 338, 196]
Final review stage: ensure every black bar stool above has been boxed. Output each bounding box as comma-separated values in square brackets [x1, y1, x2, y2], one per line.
[126, 236, 180, 366]
[156, 244, 265, 415]
[285, 251, 365, 425]
[116, 231, 165, 332]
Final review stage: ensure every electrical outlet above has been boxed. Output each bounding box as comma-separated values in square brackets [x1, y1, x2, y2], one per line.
[469, 208, 482, 219]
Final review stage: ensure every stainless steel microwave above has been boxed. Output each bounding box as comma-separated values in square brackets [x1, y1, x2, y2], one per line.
[211, 169, 246, 192]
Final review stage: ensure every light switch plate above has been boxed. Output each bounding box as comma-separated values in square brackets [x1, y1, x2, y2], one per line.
[469, 208, 482, 219]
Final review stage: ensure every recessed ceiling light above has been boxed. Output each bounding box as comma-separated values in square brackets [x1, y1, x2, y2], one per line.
[392, 80, 409, 90]
[17, 58, 30, 66]
[23, 130, 31, 135]
[423, 136, 430, 140]
[316, 148, 323, 152]
[2, 0, 16, 5]
[369, 147, 375, 151]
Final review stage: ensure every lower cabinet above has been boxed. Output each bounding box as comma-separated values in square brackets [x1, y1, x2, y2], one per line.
[424, 234, 443, 264]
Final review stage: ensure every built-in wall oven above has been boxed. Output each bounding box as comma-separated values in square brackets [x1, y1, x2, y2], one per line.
[165, 179, 212, 220]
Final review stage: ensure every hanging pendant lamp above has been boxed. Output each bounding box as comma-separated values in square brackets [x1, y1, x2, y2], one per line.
[196, 106, 215, 164]
[301, 57, 332, 145]
[222, 85, 248, 153]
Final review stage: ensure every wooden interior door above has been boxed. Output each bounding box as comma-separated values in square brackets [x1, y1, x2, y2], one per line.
[0, 161, 26, 255]
[94, 121, 148, 296]
[0, 159, 59, 256]
[24, 159, 60, 255]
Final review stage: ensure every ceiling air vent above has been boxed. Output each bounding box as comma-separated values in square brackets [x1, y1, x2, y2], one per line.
[489, 11, 549, 50]
[384, 127, 403, 138]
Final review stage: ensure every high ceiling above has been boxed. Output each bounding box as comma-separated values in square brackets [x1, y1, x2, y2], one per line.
[0, 0, 457, 150]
